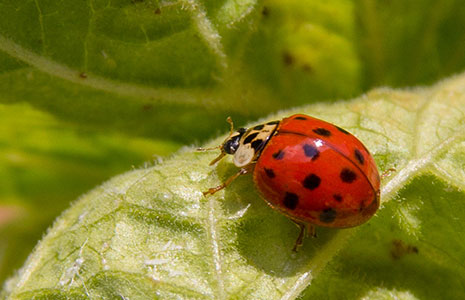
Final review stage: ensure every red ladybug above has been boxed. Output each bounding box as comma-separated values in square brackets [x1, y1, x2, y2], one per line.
[201, 114, 380, 251]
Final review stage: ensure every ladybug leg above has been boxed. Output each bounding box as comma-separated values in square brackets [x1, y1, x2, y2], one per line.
[203, 166, 251, 196]
[292, 222, 306, 252]
[306, 223, 316, 238]
[292, 222, 316, 252]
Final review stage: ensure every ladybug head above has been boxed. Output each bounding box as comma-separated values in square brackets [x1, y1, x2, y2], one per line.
[201, 117, 247, 166]
[223, 128, 246, 155]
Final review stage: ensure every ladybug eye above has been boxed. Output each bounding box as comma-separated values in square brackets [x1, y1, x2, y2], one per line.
[223, 138, 239, 154]
[223, 128, 246, 154]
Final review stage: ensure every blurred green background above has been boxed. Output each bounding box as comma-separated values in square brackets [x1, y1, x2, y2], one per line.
[1, 0, 465, 287]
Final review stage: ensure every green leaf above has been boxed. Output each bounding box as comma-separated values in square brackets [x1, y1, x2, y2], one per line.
[3, 72, 465, 299]
[0, 102, 180, 286]
[2, 0, 465, 141]
[355, 0, 465, 88]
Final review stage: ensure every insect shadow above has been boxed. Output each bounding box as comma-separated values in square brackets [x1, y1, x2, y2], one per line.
[216, 163, 339, 277]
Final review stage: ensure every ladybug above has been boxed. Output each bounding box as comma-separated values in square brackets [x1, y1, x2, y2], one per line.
[200, 114, 380, 251]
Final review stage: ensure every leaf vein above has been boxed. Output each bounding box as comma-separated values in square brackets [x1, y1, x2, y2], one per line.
[182, 0, 227, 70]
[206, 196, 226, 299]
[0, 34, 217, 107]
[33, 0, 46, 54]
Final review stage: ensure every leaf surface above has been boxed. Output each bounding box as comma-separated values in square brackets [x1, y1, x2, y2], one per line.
[0, 102, 180, 285]
[3, 73, 465, 299]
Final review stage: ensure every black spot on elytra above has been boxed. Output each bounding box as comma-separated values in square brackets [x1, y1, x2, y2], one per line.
[283, 192, 299, 210]
[303, 144, 320, 160]
[264, 168, 275, 178]
[313, 128, 331, 137]
[243, 132, 259, 144]
[294, 116, 308, 120]
[340, 168, 357, 183]
[336, 126, 350, 134]
[302, 174, 321, 190]
[333, 194, 343, 202]
[267, 120, 279, 125]
[251, 139, 264, 151]
[319, 208, 337, 223]
[272, 150, 285, 160]
[354, 149, 365, 165]
[253, 124, 264, 130]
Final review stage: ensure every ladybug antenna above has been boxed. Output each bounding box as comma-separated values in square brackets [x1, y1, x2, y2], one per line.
[197, 117, 236, 165]
[196, 145, 221, 152]
[226, 116, 235, 136]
